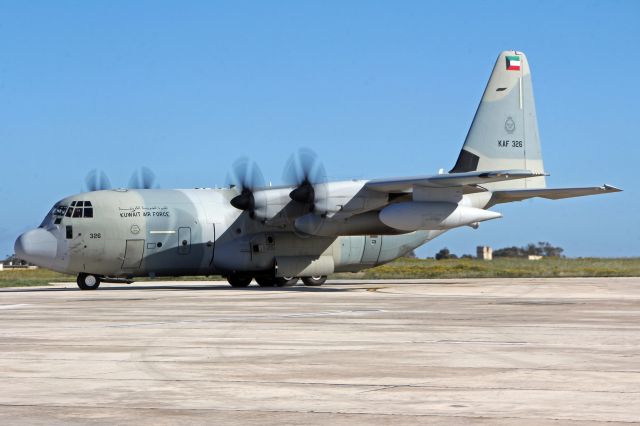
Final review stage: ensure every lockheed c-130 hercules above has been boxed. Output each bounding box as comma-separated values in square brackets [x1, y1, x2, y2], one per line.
[15, 51, 620, 290]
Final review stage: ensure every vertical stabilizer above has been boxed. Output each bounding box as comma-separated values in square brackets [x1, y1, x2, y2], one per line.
[450, 51, 546, 190]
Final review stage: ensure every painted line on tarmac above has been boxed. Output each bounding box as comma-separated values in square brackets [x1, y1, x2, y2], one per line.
[0, 304, 31, 310]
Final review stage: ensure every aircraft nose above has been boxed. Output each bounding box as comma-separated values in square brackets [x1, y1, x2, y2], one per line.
[14, 228, 58, 265]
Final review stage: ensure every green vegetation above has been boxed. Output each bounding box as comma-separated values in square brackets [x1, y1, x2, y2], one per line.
[337, 257, 640, 279]
[493, 241, 564, 258]
[0, 268, 72, 288]
[1, 258, 639, 288]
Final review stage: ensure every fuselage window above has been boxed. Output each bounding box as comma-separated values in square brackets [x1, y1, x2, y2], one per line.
[66, 225, 73, 239]
[73, 207, 83, 218]
[65, 208, 74, 217]
[84, 208, 93, 218]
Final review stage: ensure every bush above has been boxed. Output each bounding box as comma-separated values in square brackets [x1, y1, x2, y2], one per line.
[493, 242, 564, 258]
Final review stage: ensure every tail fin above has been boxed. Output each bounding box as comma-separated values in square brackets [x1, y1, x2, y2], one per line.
[450, 51, 546, 190]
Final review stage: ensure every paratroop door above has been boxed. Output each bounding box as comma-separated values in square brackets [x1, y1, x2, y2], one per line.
[361, 235, 382, 264]
[122, 239, 145, 269]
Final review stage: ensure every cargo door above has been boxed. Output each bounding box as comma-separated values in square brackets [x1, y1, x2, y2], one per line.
[122, 239, 145, 269]
[178, 227, 191, 255]
[361, 235, 382, 264]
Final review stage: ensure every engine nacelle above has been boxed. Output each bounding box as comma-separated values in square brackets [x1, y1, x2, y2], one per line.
[378, 202, 501, 231]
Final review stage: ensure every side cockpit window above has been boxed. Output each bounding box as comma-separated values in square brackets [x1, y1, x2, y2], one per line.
[40, 203, 69, 227]
[64, 201, 94, 219]
[53, 206, 67, 216]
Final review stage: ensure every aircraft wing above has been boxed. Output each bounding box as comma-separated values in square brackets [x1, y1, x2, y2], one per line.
[488, 184, 622, 206]
[365, 169, 545, 193]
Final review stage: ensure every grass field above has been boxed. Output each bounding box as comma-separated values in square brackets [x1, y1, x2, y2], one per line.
[0, 269, 72, 288]
[336, 257, 640, 279]
[1, 257, 639, 288]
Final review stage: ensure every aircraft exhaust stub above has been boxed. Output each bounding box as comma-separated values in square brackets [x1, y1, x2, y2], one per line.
[378, 202, 502, 231]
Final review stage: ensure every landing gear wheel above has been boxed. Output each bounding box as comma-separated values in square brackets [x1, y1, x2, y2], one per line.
[77, 273, 101, 290]
[227, 275, 252, 288]
[255, 276, 277, 287]
[302, 276, 327, 286]
[275, 276, 298, 287]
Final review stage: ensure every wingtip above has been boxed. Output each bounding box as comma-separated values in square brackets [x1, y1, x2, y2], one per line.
[603, 184, 623, 192]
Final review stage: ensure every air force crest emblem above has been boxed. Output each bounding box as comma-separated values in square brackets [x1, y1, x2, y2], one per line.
[504, 116, 516, 134]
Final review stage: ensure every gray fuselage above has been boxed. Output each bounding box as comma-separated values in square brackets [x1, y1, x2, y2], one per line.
[21, 187, 442, 279]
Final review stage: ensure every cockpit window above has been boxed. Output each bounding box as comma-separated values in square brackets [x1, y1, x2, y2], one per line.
[64, 201, 94, 219]
[40, 204, 69, 227]
[53, 206, 67, 216]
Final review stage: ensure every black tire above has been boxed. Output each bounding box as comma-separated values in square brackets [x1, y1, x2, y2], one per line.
[301, 276, 327, 286]
[255, 276, 277, 287]
[275, 277, 299, 287]
[77, 273, 101, 290]
[227, 275, 252, 288]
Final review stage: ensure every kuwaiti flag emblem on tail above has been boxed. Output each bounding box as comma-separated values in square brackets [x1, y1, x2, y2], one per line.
[506, 55, 521, 71]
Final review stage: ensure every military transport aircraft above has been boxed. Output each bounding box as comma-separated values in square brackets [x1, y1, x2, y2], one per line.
[15, 51, 620, 290]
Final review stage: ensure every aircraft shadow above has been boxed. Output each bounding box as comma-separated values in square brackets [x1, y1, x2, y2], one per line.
[0, 284, 351, 293]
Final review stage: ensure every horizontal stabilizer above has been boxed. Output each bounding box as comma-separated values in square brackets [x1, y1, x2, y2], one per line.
[366, 170, 545, 193]
[489, 184, 622, 206]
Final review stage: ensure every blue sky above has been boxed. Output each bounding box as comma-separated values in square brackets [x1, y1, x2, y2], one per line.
[1, 1, 638, 258]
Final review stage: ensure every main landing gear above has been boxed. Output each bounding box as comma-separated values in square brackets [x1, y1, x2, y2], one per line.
[226, 274, 327, 288]
[255, 276, 299, 287]
[77, 273, 101, 290]
[226, 275, 253, 288]
[301, 276, 327, 286]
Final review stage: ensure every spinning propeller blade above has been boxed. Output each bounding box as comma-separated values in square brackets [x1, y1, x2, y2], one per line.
[283, 148, 327, 212]
[128, 167, 157, 189]
[85, 169, 112, 192]
[227, 158, 265, 214]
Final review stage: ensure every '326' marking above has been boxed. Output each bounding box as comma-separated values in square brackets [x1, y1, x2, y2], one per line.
[498, 140, 523, 148]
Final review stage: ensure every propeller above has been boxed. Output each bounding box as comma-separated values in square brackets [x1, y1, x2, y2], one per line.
[283, 148, 327, 212]
[227, 158, 265, 215]
[84, 167, 158, 191]
[128, 167, 157, 189]
[85, 169, 112, 191]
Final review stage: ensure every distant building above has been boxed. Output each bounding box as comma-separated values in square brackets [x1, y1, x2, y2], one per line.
[528, 255, 543, 261]
[477, 246, 492, 260]
[1, 255, 36, 270]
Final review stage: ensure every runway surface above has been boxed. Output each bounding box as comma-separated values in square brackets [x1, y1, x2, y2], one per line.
[1, 277, 639, 425]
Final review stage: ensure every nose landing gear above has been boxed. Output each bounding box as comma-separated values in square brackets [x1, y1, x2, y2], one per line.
[77, 273, 101, 290]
